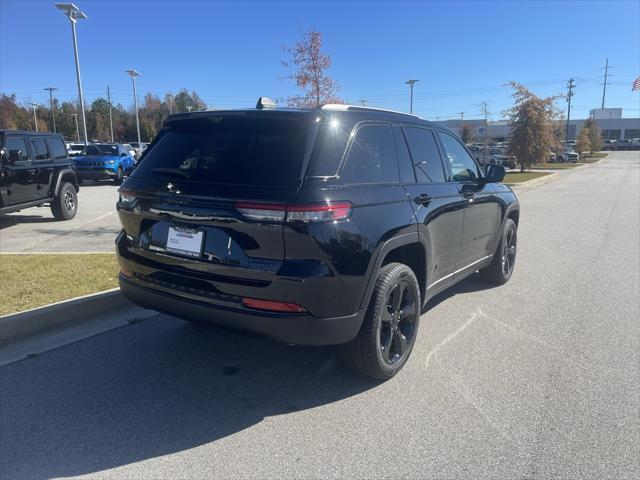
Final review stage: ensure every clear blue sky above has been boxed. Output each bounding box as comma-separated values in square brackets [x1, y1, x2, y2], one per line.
[1, 0, 639, 120]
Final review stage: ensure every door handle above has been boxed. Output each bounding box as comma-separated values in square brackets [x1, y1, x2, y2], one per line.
[414, 194, 433, 205]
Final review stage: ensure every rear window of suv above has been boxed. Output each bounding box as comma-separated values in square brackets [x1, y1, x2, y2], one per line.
[132, 115, 311, 187]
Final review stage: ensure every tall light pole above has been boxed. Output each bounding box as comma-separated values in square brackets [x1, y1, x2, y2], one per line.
[31, 103, 38, 131]
[44, 87, 58, 132]
[405, 79, 419, 114]
[55, 3, 88, 145]
[167, 94, 173, 115]
[125, 69, 142, 147]
[72, 113, 80, 141]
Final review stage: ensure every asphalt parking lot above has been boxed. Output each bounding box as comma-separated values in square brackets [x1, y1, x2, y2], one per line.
[0, 182, 121, 253]
[1, 152, 639, 479]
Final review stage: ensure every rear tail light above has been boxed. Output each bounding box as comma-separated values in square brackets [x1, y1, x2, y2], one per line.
[242, 297, 306, 313]
[235, 201, 352, 223]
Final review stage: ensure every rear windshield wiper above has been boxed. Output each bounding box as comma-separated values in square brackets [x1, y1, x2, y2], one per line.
[150, 167, 191, 179]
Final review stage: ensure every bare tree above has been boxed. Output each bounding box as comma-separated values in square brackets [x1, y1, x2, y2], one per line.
[281, 30, 343, 108]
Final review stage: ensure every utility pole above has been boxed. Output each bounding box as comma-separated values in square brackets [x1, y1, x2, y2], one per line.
[480, 102, 489, 164]
[44, 87, 58, 132]
[601, 58, 609, 109]
[566, 78, 575, 145]
[107, 86, 114, 142]
[359, 99, 367, 106]
[31, 103, 38, 131]
[72, 113, 80, 142]
[458, 112, 465, 136]
[405, 79, 419, 114]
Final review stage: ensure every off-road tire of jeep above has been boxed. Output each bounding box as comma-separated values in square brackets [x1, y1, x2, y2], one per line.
[480, 218, 517, 285]
[113, 166, 124, 185]
[342, 262, 421, 380]
[51, 181, 78, 220]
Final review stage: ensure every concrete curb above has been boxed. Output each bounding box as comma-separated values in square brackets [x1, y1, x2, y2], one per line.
[507, 172, 560, 189]
[0, 288, 134, 347]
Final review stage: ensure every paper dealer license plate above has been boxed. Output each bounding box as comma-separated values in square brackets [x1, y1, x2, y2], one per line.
[166, 226, 204, 258]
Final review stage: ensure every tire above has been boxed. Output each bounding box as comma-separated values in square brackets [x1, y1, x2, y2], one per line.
[342, 262, 421, 380]
[480, 218, 517, 285]
[113, 166, 124, 185]
[51, 182, 78, 220]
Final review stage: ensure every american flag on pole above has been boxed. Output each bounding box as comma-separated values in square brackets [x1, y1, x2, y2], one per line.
[633, 77, 640, 91]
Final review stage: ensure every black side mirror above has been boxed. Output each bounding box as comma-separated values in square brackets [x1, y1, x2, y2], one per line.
[484, 164, 506, 183]
[7, 149, 22, 165]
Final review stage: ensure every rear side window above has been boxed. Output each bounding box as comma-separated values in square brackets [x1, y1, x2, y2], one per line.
[4, 136, 30, 162]
[30, 138, 50, 162]
[340, 124, 399, 184]
[391, 125, 416, 184]
[46, 137, 67, 161]
[438, 131, 481, 182]
[133, 116, 310, 187]
[402, 127, 446, 183]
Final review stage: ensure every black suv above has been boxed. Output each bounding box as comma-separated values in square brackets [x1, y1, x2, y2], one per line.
[116, 102, 519, 379]
[0, 130, 79, 220]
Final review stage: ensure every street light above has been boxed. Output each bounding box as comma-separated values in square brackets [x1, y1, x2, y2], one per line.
[405, 79, 419, 114]
[55, 3, 88, 145]
[125, 69, 142, 149]
[31, 103, 38, 131]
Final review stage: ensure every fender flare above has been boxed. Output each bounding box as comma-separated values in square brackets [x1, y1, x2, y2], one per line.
[358, 232, 427, 310]
[489, 202, 520, 256]
[54, 168, 79, 196]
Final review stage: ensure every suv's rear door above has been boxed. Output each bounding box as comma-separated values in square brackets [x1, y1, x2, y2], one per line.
[29, 136, 55, 197]
[118, 112, 314, 283]
[437, 130, 501, 271]
[394, 125, 464, 290]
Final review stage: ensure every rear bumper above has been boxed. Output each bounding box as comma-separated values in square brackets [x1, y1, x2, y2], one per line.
[119, 274, 364, 345]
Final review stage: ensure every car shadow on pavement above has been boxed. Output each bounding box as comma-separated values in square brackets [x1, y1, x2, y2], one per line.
[424, 272, 497, 312]
[0, 316, 379, 479]
[0, 215, 59, 228]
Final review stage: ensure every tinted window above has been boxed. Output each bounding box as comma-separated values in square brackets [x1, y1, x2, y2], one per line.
[46, 137, 67, 160]
[391, 125, 416, 183]
[403, 127, 446, 183]
[132, 116, 310, 187]
[4, 136, 30, 162]
[340, 124, 399, 184]
[306, 124, 351, 177]
[438, 132, 481, 182]
[30, 138, 50, 162]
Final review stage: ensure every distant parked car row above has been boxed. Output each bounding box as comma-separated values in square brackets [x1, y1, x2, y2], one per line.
[65, 141, 149, 159]
[602, 139, 640, 150]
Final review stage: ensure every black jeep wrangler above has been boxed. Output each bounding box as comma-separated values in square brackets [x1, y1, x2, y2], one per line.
[0, 130, 79, 220]
[116, 101, 519, 379]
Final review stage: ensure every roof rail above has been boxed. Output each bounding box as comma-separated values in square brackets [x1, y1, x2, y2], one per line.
[320, 104, 421, 119]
